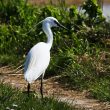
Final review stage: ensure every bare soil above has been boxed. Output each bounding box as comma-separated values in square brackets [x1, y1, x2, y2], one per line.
[0, 66, 110, 110]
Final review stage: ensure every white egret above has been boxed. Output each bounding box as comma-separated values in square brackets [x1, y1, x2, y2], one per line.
[24, 17, 67, 98]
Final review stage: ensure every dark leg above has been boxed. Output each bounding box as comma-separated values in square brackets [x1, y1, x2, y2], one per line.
[40, 74, 43, 99]
[27, 83, 30, 97]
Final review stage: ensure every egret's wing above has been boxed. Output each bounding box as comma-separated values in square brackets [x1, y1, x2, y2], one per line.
[24, 43, 50, 83]
[24, 49, 47, 83]
[24, 51, 35, 73]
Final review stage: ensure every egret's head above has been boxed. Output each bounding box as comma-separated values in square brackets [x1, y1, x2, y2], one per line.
[42, 17, 67, 29]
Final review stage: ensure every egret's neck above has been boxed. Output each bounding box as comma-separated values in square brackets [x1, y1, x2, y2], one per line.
[42, 23, 53, 50]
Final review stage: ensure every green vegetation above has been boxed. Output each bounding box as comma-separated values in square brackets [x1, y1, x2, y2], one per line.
[0, 0, 110, 103]
[0, 83, 77, 110]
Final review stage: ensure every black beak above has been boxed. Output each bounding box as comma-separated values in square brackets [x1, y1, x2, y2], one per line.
[58, 23, 68, 30]
[56, 22, 68, 30]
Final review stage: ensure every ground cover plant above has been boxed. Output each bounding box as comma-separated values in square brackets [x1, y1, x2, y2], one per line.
[0, 83, 78, 110]
[0, 0, 110, 103]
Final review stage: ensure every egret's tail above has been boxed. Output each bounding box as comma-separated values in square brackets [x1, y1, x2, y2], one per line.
[24, 69, 42, 83]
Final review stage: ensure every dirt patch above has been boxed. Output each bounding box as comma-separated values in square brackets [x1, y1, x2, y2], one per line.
[0, 66, 110, 110]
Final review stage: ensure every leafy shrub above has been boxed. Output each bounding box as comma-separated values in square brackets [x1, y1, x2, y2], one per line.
[81, 0, 105, 26]
[0, 0, 24, 23]
[0, 0, 108, 56]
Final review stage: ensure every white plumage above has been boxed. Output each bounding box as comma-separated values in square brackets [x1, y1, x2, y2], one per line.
[24, 42, 50, 83]
[24, 17, 66, 98]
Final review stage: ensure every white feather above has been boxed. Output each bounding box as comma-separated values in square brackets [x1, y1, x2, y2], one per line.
[24, 17, 66, 84]
[24, 42, 50, 83]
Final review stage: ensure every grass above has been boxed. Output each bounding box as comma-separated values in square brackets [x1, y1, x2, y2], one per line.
[90, 78, 110, 101]
[52, 48, 110, 102]
[0, 83, 81, 110]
